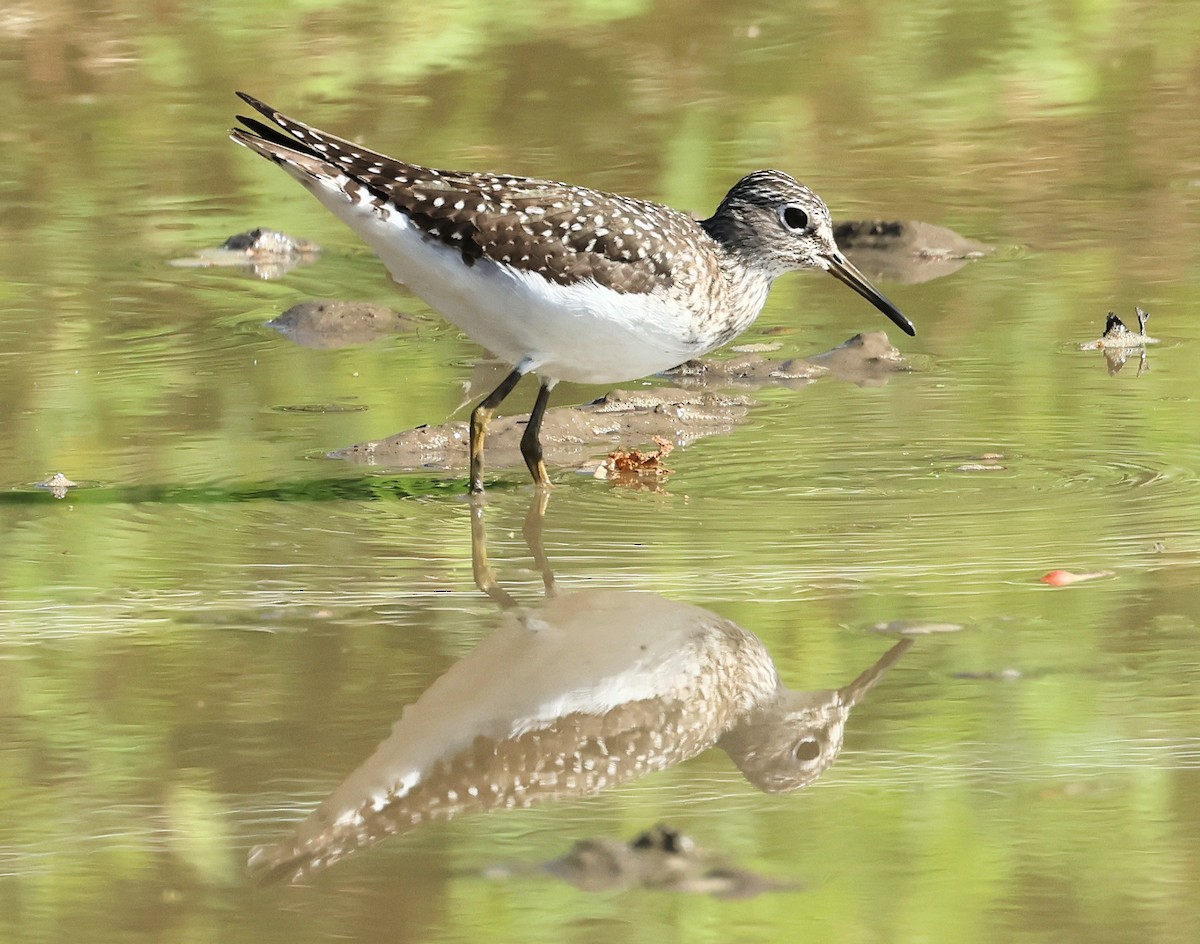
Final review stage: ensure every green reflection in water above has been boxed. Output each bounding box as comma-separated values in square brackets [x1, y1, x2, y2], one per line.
[1, 475, 460, 506]
[2, 1, 1200, 943]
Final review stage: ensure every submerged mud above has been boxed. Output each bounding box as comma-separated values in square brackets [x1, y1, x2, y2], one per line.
[330, 332, 908, 474]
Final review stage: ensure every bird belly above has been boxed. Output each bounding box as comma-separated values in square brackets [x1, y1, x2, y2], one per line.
[306, 184, 719, 384]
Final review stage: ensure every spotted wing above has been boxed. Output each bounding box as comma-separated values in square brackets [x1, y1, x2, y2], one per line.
[247, 699, 712, 884]
[232, 93, 709, 294]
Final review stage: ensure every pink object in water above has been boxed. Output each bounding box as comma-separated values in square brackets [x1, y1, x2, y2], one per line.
[1039, 569, 1113, 586]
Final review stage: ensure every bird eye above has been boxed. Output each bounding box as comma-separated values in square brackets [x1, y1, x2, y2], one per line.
[780, 205, 810, 231]
[794, 738, 821, 761]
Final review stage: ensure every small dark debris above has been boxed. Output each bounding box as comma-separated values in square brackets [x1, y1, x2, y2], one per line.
[171, 228, 320, 279]
[1079, 307, 1158, 351]
[538, 824, 800, 898]
[220, 228, 318, 255]
[35, 473, 79, 499]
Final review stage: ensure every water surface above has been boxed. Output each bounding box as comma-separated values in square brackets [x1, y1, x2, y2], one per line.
[2, 2, 1200, 942]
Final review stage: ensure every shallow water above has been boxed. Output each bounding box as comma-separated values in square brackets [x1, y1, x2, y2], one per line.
[3, 3, 1200, 942]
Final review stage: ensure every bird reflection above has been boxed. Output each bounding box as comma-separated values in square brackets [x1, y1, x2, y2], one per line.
[248, 498, 911, 884]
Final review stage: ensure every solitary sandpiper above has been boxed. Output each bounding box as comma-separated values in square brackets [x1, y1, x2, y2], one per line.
[231, 93, 916, 492]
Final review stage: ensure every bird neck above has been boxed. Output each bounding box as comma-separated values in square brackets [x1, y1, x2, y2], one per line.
[704, 252, 775, 345]
[700, 208, 781, 292]
[699, 206, 753, 258]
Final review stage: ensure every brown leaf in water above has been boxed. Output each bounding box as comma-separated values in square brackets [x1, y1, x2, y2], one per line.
[596, 436, 675, 488]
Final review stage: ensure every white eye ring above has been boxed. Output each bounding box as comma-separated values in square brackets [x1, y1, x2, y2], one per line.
[779, 205, 810, 231]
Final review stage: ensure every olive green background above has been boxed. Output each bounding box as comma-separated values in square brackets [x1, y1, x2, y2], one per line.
[2, 1, 1199, 942]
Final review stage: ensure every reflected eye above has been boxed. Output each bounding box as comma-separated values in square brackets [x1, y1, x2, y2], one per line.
[780, 205, 810, 231]
[794, 738, 821, 761]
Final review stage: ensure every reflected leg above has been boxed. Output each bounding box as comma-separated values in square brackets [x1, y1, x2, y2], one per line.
[522, 488, 557, 597]
[469, 494, 516, 609]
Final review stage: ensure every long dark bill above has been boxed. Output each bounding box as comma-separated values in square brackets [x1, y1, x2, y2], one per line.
[825, 253, 916, 337]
